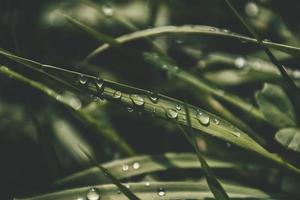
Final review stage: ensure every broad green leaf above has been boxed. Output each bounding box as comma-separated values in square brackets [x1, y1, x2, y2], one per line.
[275, 128, 300, 153]
[15, 181, 286, 200]
[52, 153, 249, 189]
[256, 83, 296, 128]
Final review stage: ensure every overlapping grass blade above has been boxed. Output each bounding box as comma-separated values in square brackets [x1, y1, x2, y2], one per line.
[78, 145, 141, 200]
[85, 25, 300, 60]
[225, 0, 300, 94]
[52, 152, 255, 189]
[15, 181, 285, 200]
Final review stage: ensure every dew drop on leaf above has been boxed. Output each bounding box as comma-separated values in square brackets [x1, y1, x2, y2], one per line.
[79, 74, 88, 85]
[122, 164, 129, 171]
[102, 5, 114, 16]
[132, 162, 140, 170]
[148, 92, 159, 103]
[157, 188, 166, 197]
[166, 108, 178, 119]
[112, 90, 122, 99]
[86, 188, 101, 200]
[234, 57, 246, 68]
[145, 182, 150, 186]
[214, 118, 220, 125]
[197, 112, 210, 126]
[130, 94, 145, 106]
[127, 107, 134, 112]
[175, 104, 182, 111]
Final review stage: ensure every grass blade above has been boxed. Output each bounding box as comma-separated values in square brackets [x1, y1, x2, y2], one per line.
[77, 145, 141, 200]
[224, 0, 300, 94]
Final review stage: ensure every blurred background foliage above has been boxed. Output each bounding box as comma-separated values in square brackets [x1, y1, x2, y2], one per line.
[1, 0, 300, 199]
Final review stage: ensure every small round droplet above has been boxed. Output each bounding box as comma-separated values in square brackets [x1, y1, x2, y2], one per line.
[245, 2, 259, 17]
[130, 94, 145, 106]
[214, 118, 220, 125]
[122, 164, 129, 171]
[96, 78, 104, 90]
[70, 97, 82, 110]
[125, 184, 130, 189]
[162, 64, 168, 70]
[127, 107, 134, 112]
[166, 108, 178, 119]
[132, 162, 140, 170]
[112, 90, 122, 99]
[149, 92, 159, 103]
[175, 105, 181, 111]
[79, 74, 88, 85]
[222, 29, 230, 33]
[157, 188, 166, 197]
[86, 188, 100, 200]
[234, 57, 246, 68]
[209, 27, 216, 32]
[293, 70, 300, 79]
[145, 182, 150, 186]
[197, 112, 210, 126]
[102, 5, 114, 16]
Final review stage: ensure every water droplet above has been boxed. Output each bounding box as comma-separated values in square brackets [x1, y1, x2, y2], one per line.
[209, 27, 216, 32]
[166, 108, 178, 119]
[70, 97, 82, 110]
[79, 74, 88, 85]
[56, 95, 61, 100]
[112, 90, 122, 99]
[245, 2, 259, 17]
[145, 182, 150, 186]
[222, 29, 230, 33]
[148, 92, 159, 103]
[197, 112, 210, 126]
[102, 5, 114, 16]
[214, 118, 220, 125]
[127, 107, 134, 112]
[232, 131, 241, 138]
[132, 162, 140, 170]
[157, 188, 166, 197]
[175, 104, 182, 111]
[86, 188, 100, 200]
[95, 78, 104, 90]
[117, 190, 121, 194]
[226, 142, 231, 148]
[122, 164, 129, 171]
[234, 57, 246, 68]
[162, 64, 168, 70]
[125, 184, 130, 189]
[130, 94, 145, 106]
[293, 70, 300, 79]
[77, 197, 84, 200]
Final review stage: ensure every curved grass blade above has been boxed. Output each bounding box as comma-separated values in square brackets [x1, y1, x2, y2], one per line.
[179, 103, 230, 200]
[15, 181, 285, 200]
[78, 145, 141, 200]
[85, 25, 300, 60]
[52, 152, 255, 189]
[0, 65, 135, 156]
[225, 0, 300, 95]
[1, 56, 300, 175]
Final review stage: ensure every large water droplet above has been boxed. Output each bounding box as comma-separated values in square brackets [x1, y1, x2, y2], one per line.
[130, 94, 145, 106]
[197, 112, 210, 126]
[148, 92, 159, 103]
[79, 74, 88, 85]
[245, 2, 259, 17]
[86, 188, 100, 200]
[234, 57, 246, 68]
[157, 188, 166, 197]
[166, 108, 178, 119]
[122, 164, 129, 171]
[112, 90, 122, 99]
[102, 5, 114, 16]
[132, 162, 140, 170]
[70, 97, 82, 110]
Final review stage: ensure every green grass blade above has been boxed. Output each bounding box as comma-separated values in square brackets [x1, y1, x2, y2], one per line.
[224, 0, 300, 94]
[84, 25, 300, 60]
[52, 152, 255, 189]
[15, 181, 285, 200]
[78, 145, 141, 200]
